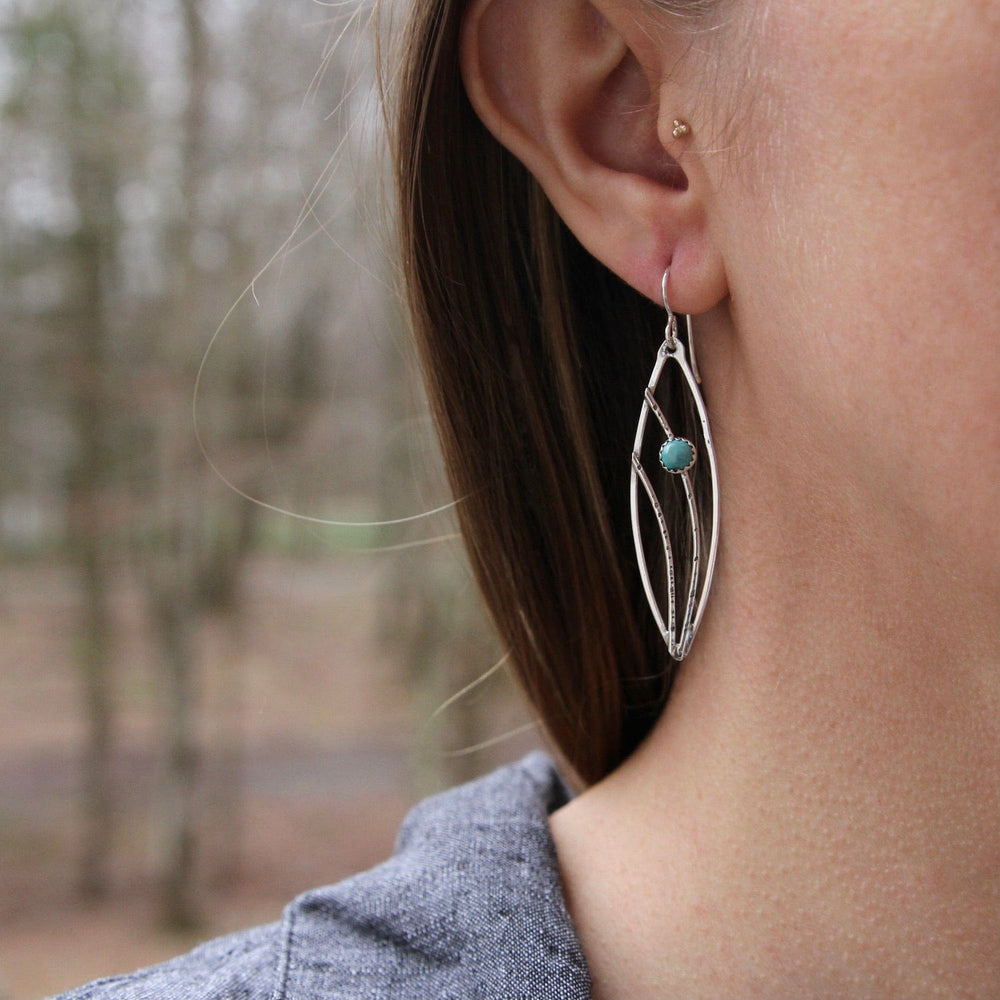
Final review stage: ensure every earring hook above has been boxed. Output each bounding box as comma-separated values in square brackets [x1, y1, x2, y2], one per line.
[661, 268, 678, 350]
[661, 266, 702, 383]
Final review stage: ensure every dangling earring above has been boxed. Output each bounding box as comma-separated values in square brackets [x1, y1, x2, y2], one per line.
[629, 268, 719, 660]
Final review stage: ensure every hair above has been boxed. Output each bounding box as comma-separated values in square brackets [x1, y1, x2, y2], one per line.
[385, 0, 704, 785]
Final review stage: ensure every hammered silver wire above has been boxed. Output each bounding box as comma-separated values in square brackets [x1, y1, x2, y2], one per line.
[629, 272, 719, 660]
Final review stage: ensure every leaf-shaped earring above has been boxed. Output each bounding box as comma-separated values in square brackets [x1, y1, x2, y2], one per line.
[629, 268, 719, 660]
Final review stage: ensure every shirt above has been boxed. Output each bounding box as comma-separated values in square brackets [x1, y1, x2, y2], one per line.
[52, 752, 592, 999]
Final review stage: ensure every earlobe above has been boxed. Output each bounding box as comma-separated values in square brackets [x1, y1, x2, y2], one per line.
[459, 0, 727, 312]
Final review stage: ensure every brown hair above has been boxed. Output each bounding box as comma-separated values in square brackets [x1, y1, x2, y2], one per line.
[386, 0, 700, 785]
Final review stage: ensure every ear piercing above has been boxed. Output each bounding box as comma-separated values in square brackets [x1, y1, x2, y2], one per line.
[671, 119, 691, 139]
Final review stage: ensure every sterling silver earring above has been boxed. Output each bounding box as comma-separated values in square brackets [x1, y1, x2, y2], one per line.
[629, 269, 719, 660]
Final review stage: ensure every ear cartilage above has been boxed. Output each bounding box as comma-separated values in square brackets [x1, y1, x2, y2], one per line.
[671, 119, 692, 139]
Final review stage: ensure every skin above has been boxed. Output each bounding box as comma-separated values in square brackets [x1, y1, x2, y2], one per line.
[461, 0, 999, 997]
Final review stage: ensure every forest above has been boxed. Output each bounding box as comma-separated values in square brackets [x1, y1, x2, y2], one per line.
[0, 1, 534, 995]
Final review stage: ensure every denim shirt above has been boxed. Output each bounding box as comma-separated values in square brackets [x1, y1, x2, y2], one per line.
[52, 753, 591, 999]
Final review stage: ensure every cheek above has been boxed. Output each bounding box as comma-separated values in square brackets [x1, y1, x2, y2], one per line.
[718, 0, 1000, 567]
[730, 0, 998, 374]
[739, 0, 998, 300]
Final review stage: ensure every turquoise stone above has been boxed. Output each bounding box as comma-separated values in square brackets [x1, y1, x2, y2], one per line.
[659, 438, 695, 473]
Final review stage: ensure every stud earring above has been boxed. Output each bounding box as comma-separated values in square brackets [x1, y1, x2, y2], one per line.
[671, 119, 692, 139]
[629, 268, 719, 660]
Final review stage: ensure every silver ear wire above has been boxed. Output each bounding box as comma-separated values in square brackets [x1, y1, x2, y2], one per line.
[630, 268, 719, 659]
[661, 270, 678, 349]
[662, 270, 703, 386]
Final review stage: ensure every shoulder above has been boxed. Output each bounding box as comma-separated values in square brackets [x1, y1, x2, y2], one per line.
[49, 921, 280, 999]
[276, 752, 589, 998]
[50, 753, 590, 1000]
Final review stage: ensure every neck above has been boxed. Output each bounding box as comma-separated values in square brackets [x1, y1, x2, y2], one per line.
[551, 394, 1000, 999]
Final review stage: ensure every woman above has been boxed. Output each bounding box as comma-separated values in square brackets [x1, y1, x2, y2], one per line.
[56, 0, 998, 997]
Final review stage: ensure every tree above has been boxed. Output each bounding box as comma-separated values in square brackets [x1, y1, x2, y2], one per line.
[1, 0, 148, 898]
[0, 0, 510, 935]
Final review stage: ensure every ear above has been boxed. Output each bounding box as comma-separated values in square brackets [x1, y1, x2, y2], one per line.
[460, 0, 727, 311]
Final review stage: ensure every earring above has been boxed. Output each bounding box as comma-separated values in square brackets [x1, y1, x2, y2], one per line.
[671, 119, 692, 139]
[629, 268, 719, 660]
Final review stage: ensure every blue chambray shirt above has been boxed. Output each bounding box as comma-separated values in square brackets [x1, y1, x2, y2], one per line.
[50, 753, 591, 999]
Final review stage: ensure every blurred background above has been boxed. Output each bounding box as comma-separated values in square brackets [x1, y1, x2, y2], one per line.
[0, 0, 540, 995]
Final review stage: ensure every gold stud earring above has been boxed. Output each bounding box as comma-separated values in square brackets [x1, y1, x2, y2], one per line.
[671, 119, 692, 139]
